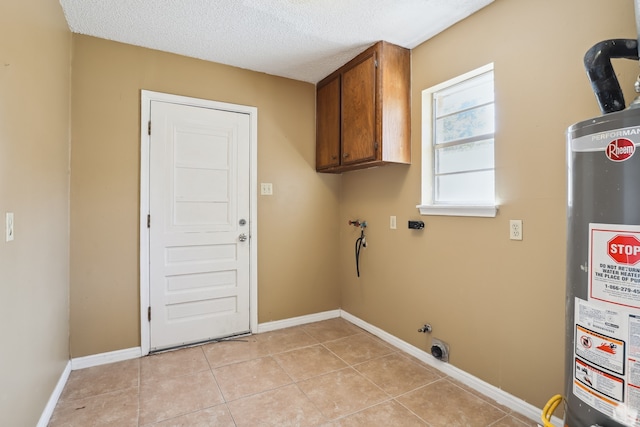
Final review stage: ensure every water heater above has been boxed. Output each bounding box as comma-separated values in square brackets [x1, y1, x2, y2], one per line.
[565, 33, 640, 426]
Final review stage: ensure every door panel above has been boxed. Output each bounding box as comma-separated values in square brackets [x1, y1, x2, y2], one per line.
[341, 53, 377, 164]
[149, 100, 250, 351]
[316, 76, 341, 170]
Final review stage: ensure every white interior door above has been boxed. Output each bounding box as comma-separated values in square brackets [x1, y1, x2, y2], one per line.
[148, 100, 251, 351]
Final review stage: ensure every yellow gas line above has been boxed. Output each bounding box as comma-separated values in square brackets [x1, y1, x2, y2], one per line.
[541, 394, 563, 427]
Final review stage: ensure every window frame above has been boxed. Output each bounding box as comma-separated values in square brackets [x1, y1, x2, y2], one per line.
[417, 63, 498, 218]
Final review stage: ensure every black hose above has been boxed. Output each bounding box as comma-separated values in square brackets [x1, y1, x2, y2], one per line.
[584, 39, 638, 114]
[355, 231, 364, 277]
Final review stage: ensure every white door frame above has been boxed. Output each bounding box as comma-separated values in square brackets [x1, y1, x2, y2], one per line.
[139, 90, 258, 356]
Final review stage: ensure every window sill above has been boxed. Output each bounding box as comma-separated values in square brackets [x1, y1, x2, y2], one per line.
[417, 204, 498, 218]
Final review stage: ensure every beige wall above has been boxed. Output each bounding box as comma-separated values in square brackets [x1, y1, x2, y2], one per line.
[0, 0, 71, 425]
[69, 36, 342, 357]
[14, 0, 633, 419]
[340, 0, 639, 409]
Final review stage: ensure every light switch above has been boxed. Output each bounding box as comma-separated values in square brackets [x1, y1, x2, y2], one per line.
[260, 183, 273, 196]
[6, 212, 14, 242]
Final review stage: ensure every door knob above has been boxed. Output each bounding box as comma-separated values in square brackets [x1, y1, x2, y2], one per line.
[238, 233, 248, 242]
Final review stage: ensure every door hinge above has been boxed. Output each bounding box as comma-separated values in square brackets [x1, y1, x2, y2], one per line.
[148, 306, 151, 322]
[147, 214, 151, 228]
[148, 121, 151, 136]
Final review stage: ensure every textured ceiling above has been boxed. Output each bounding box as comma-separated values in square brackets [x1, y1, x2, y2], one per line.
[59, 0, 494, 83]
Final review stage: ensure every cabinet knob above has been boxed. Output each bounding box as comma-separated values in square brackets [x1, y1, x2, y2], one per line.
[331, 155, 338, 160]
[343, 153, 349, 158]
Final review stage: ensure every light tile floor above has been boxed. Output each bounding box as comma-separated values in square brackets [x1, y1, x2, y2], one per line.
[49, 318, 540, 427]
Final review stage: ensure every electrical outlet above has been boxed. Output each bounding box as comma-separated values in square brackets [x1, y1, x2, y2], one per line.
[509, 219, 523, 241]
[390, 216, 397, 229]
[260, 183, 273, 196]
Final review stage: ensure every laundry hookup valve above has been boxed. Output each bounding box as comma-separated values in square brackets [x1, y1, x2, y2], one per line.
[348, 219, 367, 229]
[348, 220, 367, 277]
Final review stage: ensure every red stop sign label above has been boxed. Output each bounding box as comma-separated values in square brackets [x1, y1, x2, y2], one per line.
[608, 235, 640, 265]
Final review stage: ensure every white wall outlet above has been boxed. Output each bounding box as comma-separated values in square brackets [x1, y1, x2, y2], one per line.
[509, 219, 523, 241]
[6, 212, 14, 242]
[260, 183, 273, 196]
[390, 215, 397, 229]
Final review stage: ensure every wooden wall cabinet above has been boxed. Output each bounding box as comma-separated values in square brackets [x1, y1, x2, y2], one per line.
[316, 41, 411, 173]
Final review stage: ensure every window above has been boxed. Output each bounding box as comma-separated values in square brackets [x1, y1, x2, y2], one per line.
[418, 64, 497, 217]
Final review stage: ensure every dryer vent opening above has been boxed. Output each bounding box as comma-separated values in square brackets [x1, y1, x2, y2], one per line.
[431, 338, 449, 362]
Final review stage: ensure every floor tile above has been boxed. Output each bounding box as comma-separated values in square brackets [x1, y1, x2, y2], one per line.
[323, 333, 394, 365]
[228, 384, 327, 426]
[49, 386, 138, 427]
[489, 414, 540, 426]
[254, 325, 319, 355]
[298, 368, 389, 420]
[202, 335, 269, 369]
[509, 411, 541, 426]
[396, 379, 507, 427]
[139, 370, 224, 425]
[59, 359, 139, 401]
[273, 344, 348, 382]
[50, 318, 543, 427]
[327, 400, 428, 426]
[141, 346, 209, 383]
[354, 353, 440, 396]
[145, 404, 236, 426]
[213, 356, 292, 401]
[447, 376, 512, 414]
[302, 318, 363, 343]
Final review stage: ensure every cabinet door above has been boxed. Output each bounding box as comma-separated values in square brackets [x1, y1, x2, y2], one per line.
[316, 76, 341, 170]
[341, 52, 377, 165]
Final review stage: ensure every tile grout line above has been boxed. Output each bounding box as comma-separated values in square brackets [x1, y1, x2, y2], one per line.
[211, 357, 240, 427]
[444, 376, 513, 418]
[273, 327, 392, 424]
[198, 344, 238, 426]
[392, 395, 434, 426]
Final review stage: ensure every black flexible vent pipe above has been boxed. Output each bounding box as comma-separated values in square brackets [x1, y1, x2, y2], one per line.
[636, 0, 640, 57]
[584, 39, 638, 114]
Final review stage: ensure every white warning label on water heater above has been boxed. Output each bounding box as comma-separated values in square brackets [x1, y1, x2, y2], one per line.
[573, 298, 640, 425]
[574, 358, 624, 402]
[590, 224, 640, 309]
[575, 324, 625, 375]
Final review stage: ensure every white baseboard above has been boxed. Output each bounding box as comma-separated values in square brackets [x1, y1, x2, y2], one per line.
[36, 361, 71, 427]
[70, 347, 142, 370]
[340, 311, 561, 427]
[38, 347, 142, 426]
[70, 311, 340, 372]
[257, 309, 341, 333]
